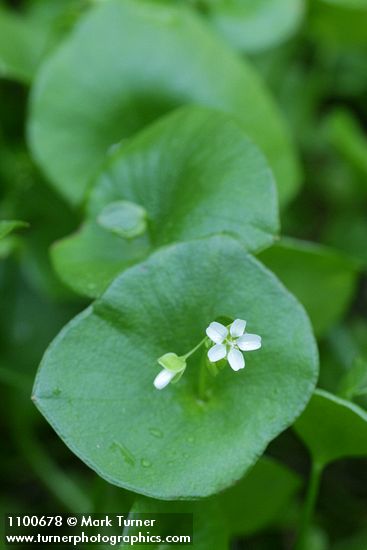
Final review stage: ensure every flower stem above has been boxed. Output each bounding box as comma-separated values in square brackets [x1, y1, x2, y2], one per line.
[295, 460, 324, 550]
[182, 337, 207, 360]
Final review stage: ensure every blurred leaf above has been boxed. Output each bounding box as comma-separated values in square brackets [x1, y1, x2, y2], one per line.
[309, 1, 367, 47]
[0, 7, 49, 83]
[320, 0, 367, 8]
[325, 109, 367, 180]
[259, 238, 360, 337]
[294, 389, 367, 467]
[29, 0, 299, 206]
[51, 107, 279, 297]
[338, 358, 367, 400]
[0, 220, 28, 240]
[323, 213, 367, 266]
[52, 221, 149, 298]
[219, 456, 301, 536]
[206, 0, 304, 53]
[332, 529, 367, 550]
[124, 496, 228, 549]
[33, 237, 318, 499]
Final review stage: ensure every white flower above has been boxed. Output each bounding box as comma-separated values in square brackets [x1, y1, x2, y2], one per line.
[154, 368, 176, 390]
[153, 352, 186, 390]
[206, 319, 261, 371]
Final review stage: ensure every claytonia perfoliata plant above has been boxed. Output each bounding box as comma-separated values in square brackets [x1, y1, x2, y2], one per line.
[206, 319, 261, 371]
[153, 318, 261, 390]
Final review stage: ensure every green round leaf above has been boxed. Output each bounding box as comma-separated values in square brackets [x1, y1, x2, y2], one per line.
[97, 201, 147, 239]
[206, 0, 304, 53]
[28, 0, 299, 206]
[259, 238, 359, 337]
[52, 107, 279, 298]
[34, 237, 318, 499]
[294, 389, 367, 467]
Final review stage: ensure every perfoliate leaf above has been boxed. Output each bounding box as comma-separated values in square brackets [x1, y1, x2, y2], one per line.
[28, 0, 299, 206]
[34, 237, 318, 499]
[52, 107, 279, 297]
[206, 0, 304, 53]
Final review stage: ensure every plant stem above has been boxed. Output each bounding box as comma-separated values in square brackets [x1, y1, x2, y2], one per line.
[182, 337, 207, 360]
[295, 460, 324, 550]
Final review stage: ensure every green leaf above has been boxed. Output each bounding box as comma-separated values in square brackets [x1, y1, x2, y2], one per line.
[338, 358, 367, 400]
[28, 0, 299, 206]
[323, 212, 367, 266]
[206, 0, 304, 53]
[33, 237, 318, 499]
[51, 106, 279, 298]
[51, 222, 150, 298]
[124, 496, 228, 550]
[0, 7, 48, 83]
[219, 456, 301, 536]
[97, 201, 147, 239]
[325, 109, 367, 180]
[0, 220, 28, 240]
[294, 389, 367, 467]
[259, 238, 359, 337]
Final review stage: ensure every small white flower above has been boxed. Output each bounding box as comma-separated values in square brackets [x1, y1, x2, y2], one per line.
[206, 319, 261, 371]
[154, 368, 176, 390]
[153, 352, 186, 390]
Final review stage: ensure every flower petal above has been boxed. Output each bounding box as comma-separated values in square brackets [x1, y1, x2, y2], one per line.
[237, 333, 262, 351]
[208, 343, 227, 362]
[228, 348, 245, 371]
[153, 368, 176, 390]
[230, 318, 247, 338]
[206, 321, 228, 344]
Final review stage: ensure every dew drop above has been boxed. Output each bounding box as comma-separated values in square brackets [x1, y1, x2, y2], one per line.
[141, 458, 152, 468]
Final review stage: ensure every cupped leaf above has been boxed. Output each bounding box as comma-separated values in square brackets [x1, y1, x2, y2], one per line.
[206, 0, 304, 53]
[52, 107, 279, 298]
[259, 238, 360, 337]
[294, 389, 367, 467]
[28, 0, 299, 206]
[0, 220, 28, 240]
[124, 496, 228, 550]
[219, 456, 301, 537]
[34, 237, 318, 499]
